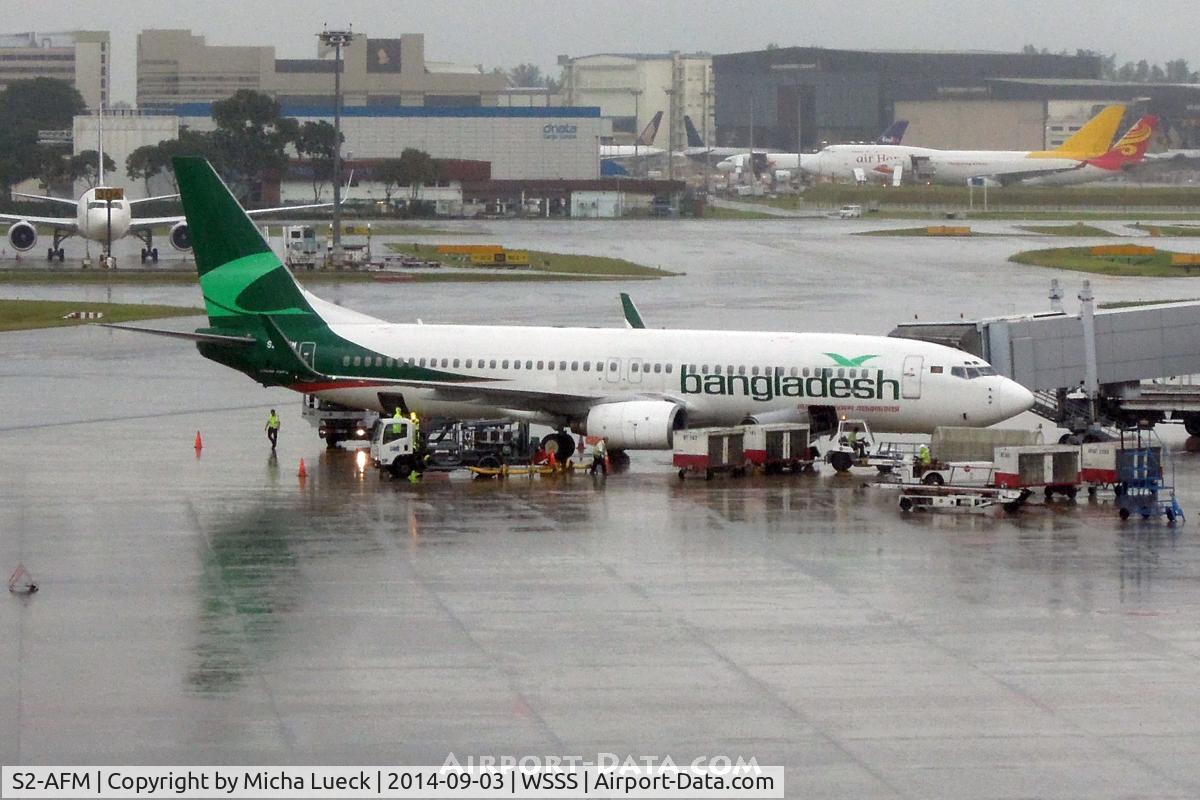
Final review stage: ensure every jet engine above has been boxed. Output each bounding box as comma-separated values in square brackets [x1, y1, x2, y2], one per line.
[7, 221, 37, 252]
[169, 221, 192, 251]
[582, 400, 686, 450]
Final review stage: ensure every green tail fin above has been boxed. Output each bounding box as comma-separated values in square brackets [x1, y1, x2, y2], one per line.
[173, 156, 313, 326]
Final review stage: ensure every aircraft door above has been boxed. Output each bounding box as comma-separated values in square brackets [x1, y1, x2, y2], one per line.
[628, 358, 644, 384]
[902, 355, 923, 399]
[298, 341, 316, 367]
[605, 357, 621, 383]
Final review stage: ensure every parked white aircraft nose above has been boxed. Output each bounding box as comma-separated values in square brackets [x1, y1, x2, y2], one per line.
[998, 379, 1035, 421]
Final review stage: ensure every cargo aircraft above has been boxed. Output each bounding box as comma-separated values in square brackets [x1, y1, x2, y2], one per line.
[107, 157, 1035, 457]
[1020, 115, 1158, 186]
[746, 104, 1131, 186]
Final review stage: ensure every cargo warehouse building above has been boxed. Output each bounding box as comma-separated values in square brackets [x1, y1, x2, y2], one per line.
[175, 104, 605, 180]
[712, 47, 1103, 152]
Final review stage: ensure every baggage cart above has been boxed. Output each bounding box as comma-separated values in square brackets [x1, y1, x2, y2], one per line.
[993, 444, 1082, 499]
[673, 427, 748, 480]
[742, 423, 813, 474]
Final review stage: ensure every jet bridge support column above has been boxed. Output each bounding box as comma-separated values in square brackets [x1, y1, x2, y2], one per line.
[1079, 280, 1099, 424]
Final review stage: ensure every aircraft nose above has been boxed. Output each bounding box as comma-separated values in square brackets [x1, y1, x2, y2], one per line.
[997, 378, 1035, 420]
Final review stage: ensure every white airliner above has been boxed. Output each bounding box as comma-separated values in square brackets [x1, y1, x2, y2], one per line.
[2, 135, 328, 262]
[109, 157, 1035, 457]
[599, 111, 666, 160]
[1019, 116, 1157, 186]
[747, 104, 1130, 187]
[679, 117, 908, 162]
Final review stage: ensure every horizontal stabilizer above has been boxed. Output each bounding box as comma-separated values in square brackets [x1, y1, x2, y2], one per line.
[100, 322, 256, 345]
[129, 194, 181, 205]
[620, 293, 646, 329]
[10, 193, 79, 209]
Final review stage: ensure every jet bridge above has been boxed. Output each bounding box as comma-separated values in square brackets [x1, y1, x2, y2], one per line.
[890, 282, 1200, 435]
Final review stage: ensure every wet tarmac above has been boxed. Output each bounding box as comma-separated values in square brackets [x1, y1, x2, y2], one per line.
[4, 220, 1200, 796]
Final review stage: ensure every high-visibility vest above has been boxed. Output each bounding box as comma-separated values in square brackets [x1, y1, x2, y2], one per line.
[267, 413, 279, 430]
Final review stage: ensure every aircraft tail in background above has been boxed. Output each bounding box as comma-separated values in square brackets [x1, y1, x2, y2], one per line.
[874, 120, 908, 145]
[683, 115, 705, 147]
[636, 111, 665, 146]
[1086, 116, 1158, 171]
[1048, 104, 1126, 158]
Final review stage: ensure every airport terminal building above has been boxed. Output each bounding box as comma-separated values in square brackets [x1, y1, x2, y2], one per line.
[712, 47, 1102, 151]
[0, 30, 109, 110]
[137, 30, 508, 109]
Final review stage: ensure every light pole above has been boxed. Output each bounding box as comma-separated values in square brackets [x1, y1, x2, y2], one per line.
[662, 86, 676, 183]
[630, 89, 642, 178]
[318, 27, 355, 267]
[700, 78, 713, 196]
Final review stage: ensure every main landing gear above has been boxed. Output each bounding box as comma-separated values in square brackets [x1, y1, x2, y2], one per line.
[46, 229, 68, 261]
[136, 230, 159, 263]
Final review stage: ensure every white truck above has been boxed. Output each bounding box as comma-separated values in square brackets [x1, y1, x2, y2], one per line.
[370, 417, 424, 478]
[302, 395, 379, 449]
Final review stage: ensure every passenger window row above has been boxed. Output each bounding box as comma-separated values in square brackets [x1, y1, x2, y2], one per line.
[338, 355, 676, 375]
[686, 365, 873, 379]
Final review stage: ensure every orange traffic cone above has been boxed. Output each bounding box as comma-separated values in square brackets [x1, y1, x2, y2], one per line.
[194, 431, 203, 450]
[297, 458, 307, 479]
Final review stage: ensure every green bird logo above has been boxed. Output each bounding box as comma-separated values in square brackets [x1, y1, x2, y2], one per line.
[824, 353, 878, 367]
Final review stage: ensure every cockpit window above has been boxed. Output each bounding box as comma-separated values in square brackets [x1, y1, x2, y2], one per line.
[952, 365, 998, 379]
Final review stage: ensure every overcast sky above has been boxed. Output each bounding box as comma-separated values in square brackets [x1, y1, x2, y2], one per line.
[11, 0, 1200, 104]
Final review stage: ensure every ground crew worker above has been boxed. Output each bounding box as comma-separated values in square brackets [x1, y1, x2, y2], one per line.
[590, 437, 608, 476]
[917, 444, 932, 468]
[265, 409, 280, 449]
[847, 428, 858, 456]
[391, 407, 403, 434]
[408, 413, 422, 483]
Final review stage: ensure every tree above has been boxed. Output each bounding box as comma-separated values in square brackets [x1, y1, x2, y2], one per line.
[505, 63, 562, 94]
[396, 148, 438, 202]
[373, 158, 406, 206]
[1165, 58, 1196, 82]
[32, 146, 72, 194]
[67, 150, 117, 188]
[294, 120, 342, 202]
[0, 78, 86, 195]
[508, 63, 545, 87]
[209, 90, 298, 202]
[126, 144, 167, 196]
[152, 128, 222, 192]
